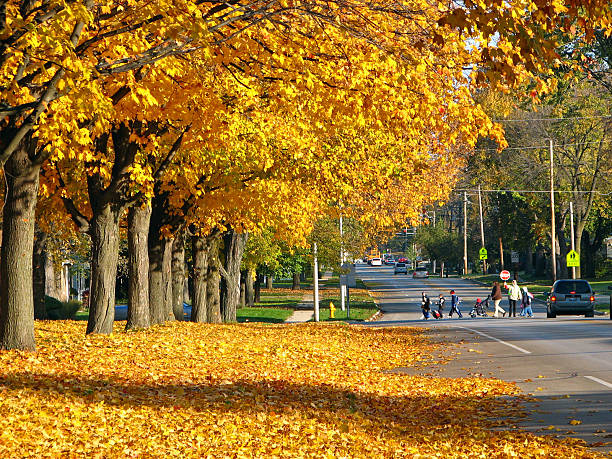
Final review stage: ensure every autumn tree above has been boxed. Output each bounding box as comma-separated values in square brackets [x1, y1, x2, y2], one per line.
[2, 0, 611, 350]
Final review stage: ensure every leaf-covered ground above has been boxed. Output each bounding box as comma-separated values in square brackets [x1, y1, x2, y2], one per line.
[0, 322, 601, 457]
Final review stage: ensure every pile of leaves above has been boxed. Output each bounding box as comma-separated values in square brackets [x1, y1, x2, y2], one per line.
[0, 322, 599, 457]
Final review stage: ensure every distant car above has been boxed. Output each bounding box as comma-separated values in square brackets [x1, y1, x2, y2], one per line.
[384, 258, 396, 265]
[370, 257, 383, 266]
[397, 257, 408, 263]
[394, 262, 408, 275]
[115, 303, 192, 321]
[412, 267, 428, 278]
[546, 279, 595, 318]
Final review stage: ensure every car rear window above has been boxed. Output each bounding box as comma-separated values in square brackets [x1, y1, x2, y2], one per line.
[554, 281, 591, 294]
[396, 263, 405, 267]
[416, 267, 427, 271]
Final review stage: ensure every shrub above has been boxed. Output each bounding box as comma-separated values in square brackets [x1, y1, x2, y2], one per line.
[45, 296, 81, 320]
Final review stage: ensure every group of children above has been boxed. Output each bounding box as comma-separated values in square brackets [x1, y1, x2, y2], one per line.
[420, 290, 463, 320]
[420, 286, 534, 320]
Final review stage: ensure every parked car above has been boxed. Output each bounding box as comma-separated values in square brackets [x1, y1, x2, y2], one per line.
[370, 257, 383, 266]
[394, 262, 408, 275]
[546, 279, 595, 318]
[412, 267, 428, 278]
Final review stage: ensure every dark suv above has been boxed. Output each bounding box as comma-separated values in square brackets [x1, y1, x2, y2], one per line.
[546, 279, 595, 318]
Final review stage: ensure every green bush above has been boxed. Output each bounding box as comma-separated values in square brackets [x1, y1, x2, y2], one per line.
[45, 296, 81, 320]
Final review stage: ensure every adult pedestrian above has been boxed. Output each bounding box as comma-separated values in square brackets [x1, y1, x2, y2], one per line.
[491, 281, 506, 318]
[448, 290, 462, 318]
[504, 279, 522, 317]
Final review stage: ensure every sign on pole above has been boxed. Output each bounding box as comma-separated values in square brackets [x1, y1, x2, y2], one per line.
[566, 250, 580, 268]
[500, 270, 511, 281]
[511, 251, 519, 263]
[479, 247, 488, 260]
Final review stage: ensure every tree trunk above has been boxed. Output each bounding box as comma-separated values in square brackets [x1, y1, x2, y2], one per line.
[191, 234, 208, 323]
[206, 234, 222, 323]
[44, 251, 58, 299]
[219, 230, 248, 322]
[556, 217, 569, 280]
[292, 272, 300, 290]
[127, 203, 151, 330]
[162, 238, 174, 321]
[171, 234, 185, 321]
[266, 275, 273, 289]
[0, 144, 39, 350]
[524, 246, 534, 274]
[87, 204, 121, 335]
[239, 270, 246, 307]
[33, 227, 48, 320]
[582, 231, 597, 278]
[498, 237, 504, 270]
[574, 227, 584, 279]
[245, 268, 255, 307]
[254, 273, 263, 303]
[148, 235, 165, 324]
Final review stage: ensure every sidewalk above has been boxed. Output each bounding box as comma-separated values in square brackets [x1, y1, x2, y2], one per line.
[284, 271, 333, 323]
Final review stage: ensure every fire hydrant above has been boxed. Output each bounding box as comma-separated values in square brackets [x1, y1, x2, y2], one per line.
[329, 301, 336, 319]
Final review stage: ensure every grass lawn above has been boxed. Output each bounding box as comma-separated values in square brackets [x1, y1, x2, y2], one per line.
[317, 298, 379, 321]
[236, 307, 293, 323]
[74, 310, 89, 321]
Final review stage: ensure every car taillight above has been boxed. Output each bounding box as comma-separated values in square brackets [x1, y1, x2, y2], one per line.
[570, 291, 576, 294]
[590, 295, 595, 302]
[551, 295, 556, 302]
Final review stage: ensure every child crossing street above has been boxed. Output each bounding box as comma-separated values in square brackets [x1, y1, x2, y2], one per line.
[448, 290, 462, 318]
[520, 287, 534, 317]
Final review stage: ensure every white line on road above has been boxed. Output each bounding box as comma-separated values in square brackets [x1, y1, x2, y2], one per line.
[584, 375, 612, 389]
[458, 326, 532, 354]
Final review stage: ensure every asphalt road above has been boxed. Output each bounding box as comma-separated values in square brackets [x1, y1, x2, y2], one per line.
[357, 264, 612, 454]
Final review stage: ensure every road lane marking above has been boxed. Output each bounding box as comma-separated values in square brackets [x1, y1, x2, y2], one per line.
[584, 376, 612, 389]
[458, 326, 531, 354]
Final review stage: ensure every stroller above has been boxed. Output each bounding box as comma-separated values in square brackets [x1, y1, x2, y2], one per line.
[469, 295, 491, 318]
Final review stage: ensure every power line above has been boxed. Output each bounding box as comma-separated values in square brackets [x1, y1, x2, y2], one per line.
[456, 188, 612, 195]
[492, 114, 612, 122]
[474, 138, 612, 152]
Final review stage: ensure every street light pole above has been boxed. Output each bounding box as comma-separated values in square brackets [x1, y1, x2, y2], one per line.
[340, 212, 346, 311]
[313, 242, 320, 322]
[463, 191, 468, 275]
[478, 185, 486, 274]
[550, 139, 557, 282]
[570, 201, 576, 279]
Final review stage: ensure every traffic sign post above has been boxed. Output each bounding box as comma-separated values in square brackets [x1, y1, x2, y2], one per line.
[500, 270, 511, 281]
[566, 250, 580, 268]
[479, 248, 488, 260]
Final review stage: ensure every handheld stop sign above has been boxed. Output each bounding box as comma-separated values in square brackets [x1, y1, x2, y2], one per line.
[499, 270, 511, 281]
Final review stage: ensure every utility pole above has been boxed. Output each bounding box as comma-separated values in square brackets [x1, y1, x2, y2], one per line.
[478, 185, 486, 274]
[550, 139, 557, 282]
[313, 242, 320, 322]
[570, 201, 576, 279]
[463, 191, 468, 275]
[339, 212, 346, 311]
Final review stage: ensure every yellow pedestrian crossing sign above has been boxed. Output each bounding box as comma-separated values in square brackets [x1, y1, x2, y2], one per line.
[566, 250, 580, 267]
[479, 247, 487, 260]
